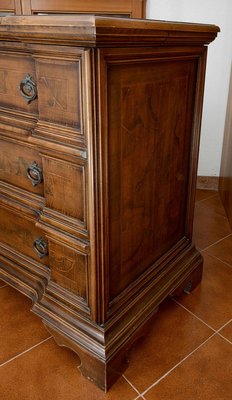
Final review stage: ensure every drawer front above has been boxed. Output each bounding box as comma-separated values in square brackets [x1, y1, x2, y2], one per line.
[0, 53, 38, 114]
[0, 139, 44, 195]
[0, 205, 88, 301]
[0, 206, 48, 264]
[49, 237, 88, 301]
[42, 156, 86, 226]
[36, 58, 82, 129]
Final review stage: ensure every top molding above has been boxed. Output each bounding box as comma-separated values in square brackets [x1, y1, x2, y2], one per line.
[0, 15, 220, 47]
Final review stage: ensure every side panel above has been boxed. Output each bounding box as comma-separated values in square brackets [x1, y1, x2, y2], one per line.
[97, 48, 201, 304]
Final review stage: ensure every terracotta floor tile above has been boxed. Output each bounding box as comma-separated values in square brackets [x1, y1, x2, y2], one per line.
[196, 193, 227, 217]
[0, 285, 50, 364]
[177, 253, 232, 329]
[195, 189, 217, 203]
[219, 321, 232, 343]
[205, 234, 232, 267]
[0, 340, 138, 400]
[123, 299, 213, 392]
[193, 203, 231, 249]
[144, 335, 232, 400]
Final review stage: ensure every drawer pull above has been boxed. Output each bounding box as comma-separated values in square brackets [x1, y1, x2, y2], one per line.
[27, 162, 43, 186]
[18, 74, 37, 104]
[33, 237, 48, 258]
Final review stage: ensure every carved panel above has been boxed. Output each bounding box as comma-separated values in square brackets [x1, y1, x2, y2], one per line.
[42, 155, 86, 225]
[36, 58, 82, 129]
[0, 205, 48, 264]
[107, 58, 198, 299]
[0, 53, 38, 113]
[49, 238, 88, 300]
[0, 139, 44, 195]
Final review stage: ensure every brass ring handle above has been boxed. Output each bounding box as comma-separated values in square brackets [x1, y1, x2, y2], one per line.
[27, 161, 43, 187]
[18, 74, 37, 104]
[33, 237, 48, 259]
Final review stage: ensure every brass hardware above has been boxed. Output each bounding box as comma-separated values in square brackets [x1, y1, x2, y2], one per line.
[18, 74, 37, 103]
[33, 237, 48, 259]
[27, 161, 43, 186]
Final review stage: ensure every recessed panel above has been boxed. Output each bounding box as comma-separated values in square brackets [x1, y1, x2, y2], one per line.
[36, 59, 81, 129]
[108, 58, 198, 299]
[49, 238, 87, 300]
[42, 156, 86, 224]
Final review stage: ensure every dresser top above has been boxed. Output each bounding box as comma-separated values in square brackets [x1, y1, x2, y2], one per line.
[0, 14, 219, 47]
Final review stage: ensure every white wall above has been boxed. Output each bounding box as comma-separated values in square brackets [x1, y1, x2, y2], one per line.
[147, 0, 232, 176]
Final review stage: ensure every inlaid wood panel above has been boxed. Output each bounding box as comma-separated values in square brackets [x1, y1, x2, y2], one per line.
[0, 53, 37, 113]
[107, 58, 198, 299]
[49, 237, 88, 300]
[36, 58, 82, 129]
[42, 156, 86, 225]
[0, 205, 48, 264]
[0, 139, 43, 195]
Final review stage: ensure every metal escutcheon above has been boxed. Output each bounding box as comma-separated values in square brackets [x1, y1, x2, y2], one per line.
[18, 74, 37, 104]
[33, 237, 48, 259]
[27, 161, 43, 187]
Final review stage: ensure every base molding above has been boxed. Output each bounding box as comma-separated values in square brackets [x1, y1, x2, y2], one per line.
[0, 244, 203, 391]
[33, 246, 203, 391]
[197, 176, 219, 190]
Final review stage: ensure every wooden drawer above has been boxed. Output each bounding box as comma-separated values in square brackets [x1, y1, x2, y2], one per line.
[0, 139, 44, 195]
[0, 53, 38, 114]
[0, 140, 87, 229]
[0, 203, 88, 302]
[0, 52, 82, 131]
[0, 205, 48, 264]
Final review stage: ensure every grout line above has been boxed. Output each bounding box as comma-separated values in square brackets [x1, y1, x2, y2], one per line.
[173, 300, 232, 336]
[217, 318, 232, 333]
[123, 374, 143, 398]
[174, 294, 232, 332]
[216, 318, 232, 345]
[201, 233, 232, 252]
[141, 306, 232, 396]
[141, 333, 216, 397]
[172, 298, 216, 332]
[217, 332, 232, 345]
[133, 396, 146, 400]
[0, 336, 52, 368]
[202, 252, 232, 269]
[195, 193, 218, 204]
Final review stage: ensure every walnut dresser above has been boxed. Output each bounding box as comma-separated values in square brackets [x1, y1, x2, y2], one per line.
[0, 15, 219, 391]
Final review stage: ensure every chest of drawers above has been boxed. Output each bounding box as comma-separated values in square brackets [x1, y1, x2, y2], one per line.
[0, 15, 219, 391]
